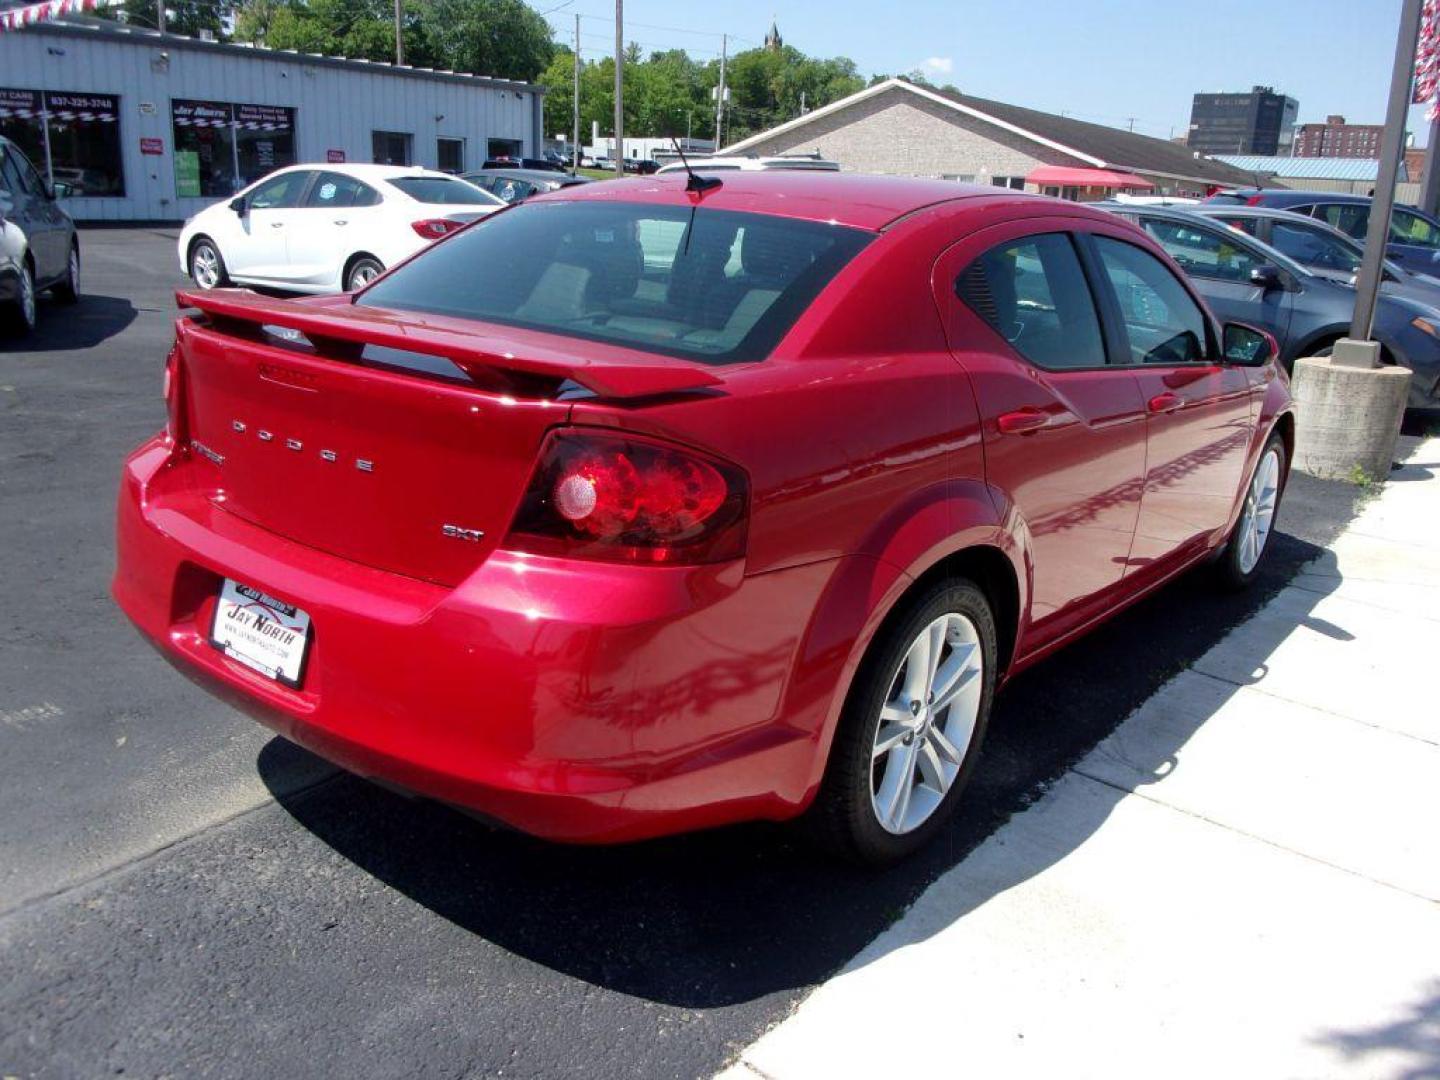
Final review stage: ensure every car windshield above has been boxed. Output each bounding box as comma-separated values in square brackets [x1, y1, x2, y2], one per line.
[355, 201, 873, 364]
[385, 176, 502, 206]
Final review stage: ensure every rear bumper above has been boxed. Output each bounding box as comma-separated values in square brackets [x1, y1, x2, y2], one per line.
[113, 437, 833, 842]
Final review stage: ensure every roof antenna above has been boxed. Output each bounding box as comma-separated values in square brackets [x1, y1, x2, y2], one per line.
[670, 135, 721, 195]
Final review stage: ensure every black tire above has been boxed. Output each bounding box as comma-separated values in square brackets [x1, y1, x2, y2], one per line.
[53, 241, 80, 304]
[345, 256, 384, 291]
[1215, 432, 1288, 591]
[806, 578, 997, 865]
[3, 260, 37, 337]
[189, 237, 229, 290]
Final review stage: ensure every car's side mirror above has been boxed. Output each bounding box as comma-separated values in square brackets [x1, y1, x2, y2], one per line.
[229, 196, 247, 216]
[1249, 264, 1284, 291]
[1222, 322, 1277, 366]
[49, 181, 73, 200]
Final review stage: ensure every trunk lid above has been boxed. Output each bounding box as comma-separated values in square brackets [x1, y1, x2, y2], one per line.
[171, 290, 723, 585]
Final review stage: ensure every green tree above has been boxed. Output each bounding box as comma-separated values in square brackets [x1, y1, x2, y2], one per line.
[421, 0, 554, 82]
[114, 0, 225, 37]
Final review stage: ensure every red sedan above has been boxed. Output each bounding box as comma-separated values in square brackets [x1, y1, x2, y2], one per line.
[113, 173, 1292, 863]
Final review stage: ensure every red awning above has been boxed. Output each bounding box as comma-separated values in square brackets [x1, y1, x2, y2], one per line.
[1026, 166, 1154, 190]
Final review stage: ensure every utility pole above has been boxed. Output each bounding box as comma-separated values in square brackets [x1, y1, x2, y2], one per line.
[156, 0, 165, 32]
[613, 0, 624, 176]
[1351, 0, 1424, 341]
[573, 13, 581, 170]
[393, 0, 403, 66]
[714, 33, 727, 149]
[1125, 117, 1136, 133]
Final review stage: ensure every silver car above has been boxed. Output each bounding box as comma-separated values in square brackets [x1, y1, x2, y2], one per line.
[0, 134, 80, 336]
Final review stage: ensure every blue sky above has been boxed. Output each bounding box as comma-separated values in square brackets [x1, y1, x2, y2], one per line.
[544, 0, 1435, 146]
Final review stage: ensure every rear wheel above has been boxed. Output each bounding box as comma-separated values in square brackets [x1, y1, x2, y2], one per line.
[53, 242, 80, 304]
[1216, 433, 1286, 590]
[345, 256, 384, 291]
[4, 260, 36, 337]
[807, 578, 996, 864]
[189, 238, 228, 290]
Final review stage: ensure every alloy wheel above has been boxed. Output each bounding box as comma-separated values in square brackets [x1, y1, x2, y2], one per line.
[1237, 447, 1281, 575]
[348, 261, 381, 289]
[870, 612, 984, 835]
[192, 244, 221, 289]
[19, 263, 36, 329]
[67, 248, 80, 295]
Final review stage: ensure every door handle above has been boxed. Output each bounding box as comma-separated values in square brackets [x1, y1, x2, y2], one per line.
[997, 408, 1049, 435]
[1148, 391, 1182, 414]
[333, 219, 348, 226]
[270, 221, 284, 228]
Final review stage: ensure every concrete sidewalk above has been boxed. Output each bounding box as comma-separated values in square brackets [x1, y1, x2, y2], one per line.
[720, 436, 1440, 1080]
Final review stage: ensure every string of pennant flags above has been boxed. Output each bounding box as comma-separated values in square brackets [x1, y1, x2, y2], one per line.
[0, 0, 101, 34]
[1417, 0, 1440, 121]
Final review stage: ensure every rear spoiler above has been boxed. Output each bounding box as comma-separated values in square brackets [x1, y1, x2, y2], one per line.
[175, 288, 724, 400]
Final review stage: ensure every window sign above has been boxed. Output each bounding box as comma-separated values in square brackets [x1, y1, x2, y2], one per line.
[0, 87, 124, 196]
[172, 99, 296, 197]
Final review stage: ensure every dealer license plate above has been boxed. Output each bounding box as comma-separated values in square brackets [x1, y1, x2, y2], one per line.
[210, 578, 312, 687]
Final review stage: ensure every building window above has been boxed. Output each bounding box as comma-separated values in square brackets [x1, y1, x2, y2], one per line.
[487, 138, 522, 160]
[0, 87, 123, 196]
[437, 137, 464, 174]
[172, 99, 296, 198]
[372, 130, 412, 165]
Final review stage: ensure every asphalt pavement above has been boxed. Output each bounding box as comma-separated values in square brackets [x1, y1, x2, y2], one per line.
[0, 228, 1370, 1079]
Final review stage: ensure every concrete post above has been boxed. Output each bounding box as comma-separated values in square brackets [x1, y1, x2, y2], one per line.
[1292, 341, 1411, 481]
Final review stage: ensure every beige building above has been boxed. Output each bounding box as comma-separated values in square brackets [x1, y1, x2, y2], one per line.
[724, 78, 1255, 199]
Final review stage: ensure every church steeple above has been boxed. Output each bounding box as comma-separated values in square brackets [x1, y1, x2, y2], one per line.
[764, 16, 782, 51]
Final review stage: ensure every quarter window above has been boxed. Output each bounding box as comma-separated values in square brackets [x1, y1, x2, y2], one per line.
[957, 233, 1106, 370]
[1141, 218, 1264, 283]
[1092, 237, 1209, 365]
[1269, 221, 1361, 274]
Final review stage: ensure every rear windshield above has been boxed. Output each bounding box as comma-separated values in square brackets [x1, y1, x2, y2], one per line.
[385, 176, 502, 206]
[355, 201, 872, 364]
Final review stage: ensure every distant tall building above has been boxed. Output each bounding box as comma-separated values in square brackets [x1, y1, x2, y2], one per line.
[764, 18, 783, 52]
[1293, 115, 1384, 158]
[1188, 86, 1299, 156]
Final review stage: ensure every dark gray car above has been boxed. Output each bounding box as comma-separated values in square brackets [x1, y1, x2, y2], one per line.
[1097, 202, 1440, 411]
[0, 134, 80, 336]
[461, 168, 590, 205]
[1191, 204, 1440, 311]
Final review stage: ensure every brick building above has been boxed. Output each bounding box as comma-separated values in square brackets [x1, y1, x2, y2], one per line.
[1293, 116, 1384, 158]
[723, 78, 1254, 199]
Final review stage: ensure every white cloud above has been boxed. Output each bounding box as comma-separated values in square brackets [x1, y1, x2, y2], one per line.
[921, 56, 953, 75]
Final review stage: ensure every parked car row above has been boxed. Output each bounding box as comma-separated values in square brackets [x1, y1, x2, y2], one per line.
[1097, 200, 1440, 413]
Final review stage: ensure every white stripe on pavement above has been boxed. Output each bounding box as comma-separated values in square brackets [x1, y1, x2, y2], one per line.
[719, 436, 1440, 1080]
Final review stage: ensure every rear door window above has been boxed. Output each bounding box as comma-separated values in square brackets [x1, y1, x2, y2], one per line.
[1269, 220, 1362, 274]
[1315, 203, 1370, 239]
[956, 233, 1106, 370]
[1091, 236, 1209, 365]
[304, 171, 379, 209]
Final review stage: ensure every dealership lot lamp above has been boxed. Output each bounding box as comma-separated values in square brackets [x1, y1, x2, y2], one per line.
[1291, 0, 1419, 481]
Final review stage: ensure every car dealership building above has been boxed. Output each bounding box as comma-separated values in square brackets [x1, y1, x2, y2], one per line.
[0, 16, 543, 221]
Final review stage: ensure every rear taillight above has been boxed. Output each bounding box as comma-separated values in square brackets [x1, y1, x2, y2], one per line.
[1246, 194, 1264, 206]
[411, 218, 464, 240]
[506, 430, 748, 564]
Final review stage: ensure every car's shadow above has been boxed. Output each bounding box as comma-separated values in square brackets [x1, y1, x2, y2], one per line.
[0, 294, 138, 352]
[260, 488, 1352, 1009]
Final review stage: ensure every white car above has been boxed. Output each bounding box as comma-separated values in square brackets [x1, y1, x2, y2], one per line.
[177, 163, 506, 293]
